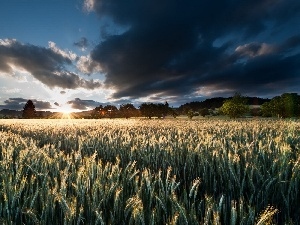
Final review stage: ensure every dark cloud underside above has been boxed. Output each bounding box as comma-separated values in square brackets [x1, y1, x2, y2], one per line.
[67, 98, 102, 110]
[0, 39, 102, 90]
[0, 98, 53, 110]
[87, 0, 300, 99]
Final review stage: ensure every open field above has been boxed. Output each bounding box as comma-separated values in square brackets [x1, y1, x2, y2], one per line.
[0, 118, 299, 224]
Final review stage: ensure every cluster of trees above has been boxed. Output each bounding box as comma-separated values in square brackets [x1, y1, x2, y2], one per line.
[178, 97, 268, 114]
[186, 108, 211, 119]
[179, 97, 226, 114]
[91, 102, 171, 119]
[91, 104, 140, 119]
[19, 93, 300, 119]
[219, 93, 300, 118]
[261, 93, 300, 118]
[139, 102, 171, 119]
[219, 93, 249, 118]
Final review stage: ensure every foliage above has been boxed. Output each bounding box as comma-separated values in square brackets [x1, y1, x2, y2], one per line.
[139, 103, 155, 119]
[170, 108, 179, 118]
[187, 110, 194, 119]
[199, 108, 210, 117]
[92, 105, 119, 118]
[281, 93, 300, 117]
[179, 97, 227, 113]
[261, 93, 300, 118]
[139, 102, 170, 118]
[249, 107, 262, 117]
[220, 93, 249, 118]
[91, 105, 105, 119]
[261, 101, 273, 117]
[0, 119, 299, 224]
[103, 105, 119, 118]
[178, 97, 268, 114]
[22, 100, 37, 119]
[119, 103, 139, 118]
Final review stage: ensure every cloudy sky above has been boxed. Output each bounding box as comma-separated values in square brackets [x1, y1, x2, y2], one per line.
[0, 0, 300, 111]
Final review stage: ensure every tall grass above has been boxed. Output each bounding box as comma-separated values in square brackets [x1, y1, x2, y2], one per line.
[0, 118, 299, 224]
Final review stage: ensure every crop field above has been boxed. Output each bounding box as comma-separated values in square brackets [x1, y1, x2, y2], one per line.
[0, 118, 299, 224]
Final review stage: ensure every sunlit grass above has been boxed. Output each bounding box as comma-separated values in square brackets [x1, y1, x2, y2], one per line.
[60, 112, 73, 119]
[47, 112, 80, 119]
[0, 118, 299, 224]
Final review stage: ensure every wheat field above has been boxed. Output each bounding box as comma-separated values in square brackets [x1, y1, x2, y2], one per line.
[0, 118, 299, 224]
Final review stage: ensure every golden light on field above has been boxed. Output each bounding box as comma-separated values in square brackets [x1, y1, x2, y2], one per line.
[0, 118, 298, 224]
[60, 112, 73, 119]
[51, 101, 78, 119]
[47, 111, 76, 119]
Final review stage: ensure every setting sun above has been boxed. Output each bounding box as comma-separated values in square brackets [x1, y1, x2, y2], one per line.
[54, 102, 75, 114]
[47, 101, 77, 119]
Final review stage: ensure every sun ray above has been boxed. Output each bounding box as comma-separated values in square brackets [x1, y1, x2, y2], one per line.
[60, 112, 73, 119]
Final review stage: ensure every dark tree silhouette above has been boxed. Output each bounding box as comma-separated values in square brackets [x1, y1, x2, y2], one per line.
[91, 105, 104, 118]
[199, 108, 210, 117]
[139, 103, 156, 119]
[139, 102, 170, 119]
[103, 105, 118, 118]
[22, 100, 37, 119]
[119, 103, 139, 118]
[171, 107, 179, 118]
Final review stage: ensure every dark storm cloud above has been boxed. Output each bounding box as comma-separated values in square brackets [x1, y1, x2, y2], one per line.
[0, 98, 53, 110]
[74, 37, 89, 50]
[86, 0, 300, 99]
[199, 53, 300, 94]
[54, 102, 60, 106]
[34, 100, 53, 110]
[67, 98, 101, 110]
[233, 35, 300, 58]
[0, 98, 27, 110]
[67, 97, 138, 110]
[60, 91, 66, 94]
[0, 39, 102, 90]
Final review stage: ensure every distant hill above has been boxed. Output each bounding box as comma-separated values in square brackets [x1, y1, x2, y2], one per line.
[244, 97, 270, 105]
[0, 109, 22, 118]
[0, 109, 54, 118]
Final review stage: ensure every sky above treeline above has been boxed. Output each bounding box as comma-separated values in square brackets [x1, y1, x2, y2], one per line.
[0, 0, 300, 112]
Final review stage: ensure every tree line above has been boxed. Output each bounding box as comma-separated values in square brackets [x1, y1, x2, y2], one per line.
[90, 102, 172, 119]
[219, 92, 300, 118]
[18, 93, 300, 119]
